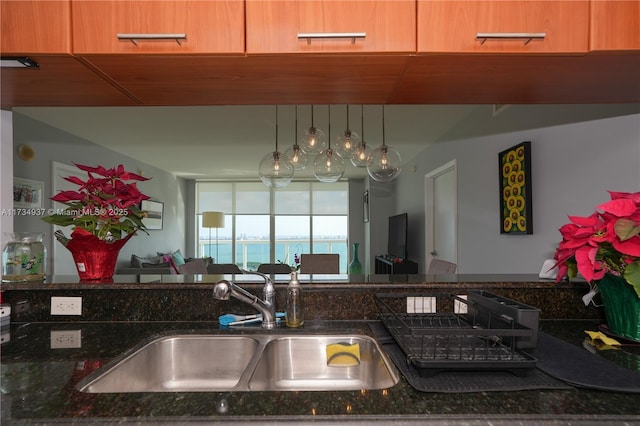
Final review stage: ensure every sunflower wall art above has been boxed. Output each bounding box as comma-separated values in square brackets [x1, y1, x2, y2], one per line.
[498, 141, 533, 235]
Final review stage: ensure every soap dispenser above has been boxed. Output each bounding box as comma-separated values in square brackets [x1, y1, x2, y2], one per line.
[285, 271, 304, 328]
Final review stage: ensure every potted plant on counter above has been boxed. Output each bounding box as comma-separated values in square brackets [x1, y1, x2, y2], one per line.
[42, 163, 150, 280]
[553, 190, 640, 340]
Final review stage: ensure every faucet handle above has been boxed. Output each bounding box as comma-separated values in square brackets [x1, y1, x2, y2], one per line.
[213, 280, 231, 300]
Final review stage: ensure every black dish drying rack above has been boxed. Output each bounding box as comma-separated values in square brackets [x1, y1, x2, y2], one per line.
[375, 292, 539, 377]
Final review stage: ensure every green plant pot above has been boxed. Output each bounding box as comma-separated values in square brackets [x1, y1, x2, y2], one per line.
[597, 273, 640, 341]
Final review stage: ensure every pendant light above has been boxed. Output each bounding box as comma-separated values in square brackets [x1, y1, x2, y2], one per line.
[300, 105, 327, 155]
[367, 105, 402, 182]
[313, 106, 345, 183]
[258, 105, 294, 188]
[351, 105, 372, 167]
[335, 104, 360, 159]
[284, 105, 308, 171]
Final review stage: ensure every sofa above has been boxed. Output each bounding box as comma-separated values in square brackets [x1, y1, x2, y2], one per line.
[116, 250, 214, 275]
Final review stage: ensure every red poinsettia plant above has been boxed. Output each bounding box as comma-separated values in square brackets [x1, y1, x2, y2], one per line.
[42, 163, 150, 241]
[553, 190, 640, 297]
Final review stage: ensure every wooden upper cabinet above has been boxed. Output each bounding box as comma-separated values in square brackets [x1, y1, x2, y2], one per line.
[418, 1, 589, 53]
[591, 1, 640, 51]
[71, 0, 245, 54]
[245, 1, 416, 54]
[1, 0, 71, 54]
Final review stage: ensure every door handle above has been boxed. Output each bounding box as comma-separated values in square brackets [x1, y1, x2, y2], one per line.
[430, 251, 438, 257]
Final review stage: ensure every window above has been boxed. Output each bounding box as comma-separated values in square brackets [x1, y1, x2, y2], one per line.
[196, 181, 349, 272]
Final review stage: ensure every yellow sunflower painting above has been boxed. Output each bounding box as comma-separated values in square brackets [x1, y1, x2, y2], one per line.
[499, 141, 533, 234]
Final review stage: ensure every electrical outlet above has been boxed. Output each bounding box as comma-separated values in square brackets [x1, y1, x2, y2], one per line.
[407, 296, 436, 313]
[51, 296, 82, 316]
[454, 295, 468, 314]
[51, 330, 82, 349]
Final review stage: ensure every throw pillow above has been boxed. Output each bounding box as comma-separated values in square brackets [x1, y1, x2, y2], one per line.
[162, 255, 179, 274]
[157, 249, 186, 267]
[171, 251, 186, 266]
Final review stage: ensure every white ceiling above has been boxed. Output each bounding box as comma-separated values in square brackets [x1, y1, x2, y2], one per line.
[14, 104, 479, 180]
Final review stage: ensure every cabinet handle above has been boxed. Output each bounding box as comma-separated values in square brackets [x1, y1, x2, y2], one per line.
[298, 32, 366, 45]
[476, 32, 546, 45]
[117, 33, 187, 46]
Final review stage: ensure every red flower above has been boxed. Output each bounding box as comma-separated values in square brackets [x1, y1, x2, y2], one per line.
[553, 191, 640, 298]
[42, 164, 151, 241]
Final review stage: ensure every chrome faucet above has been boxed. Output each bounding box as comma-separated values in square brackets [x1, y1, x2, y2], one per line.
[213, 270, 277, 329]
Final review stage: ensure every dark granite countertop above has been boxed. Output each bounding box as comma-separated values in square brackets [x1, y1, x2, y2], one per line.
[1, 319, 639, 425]
[1, 273, 560, 289]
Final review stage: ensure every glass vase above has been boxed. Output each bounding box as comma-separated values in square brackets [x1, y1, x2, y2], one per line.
[348, 242, 363, 275]
[2, 232, 46, 282]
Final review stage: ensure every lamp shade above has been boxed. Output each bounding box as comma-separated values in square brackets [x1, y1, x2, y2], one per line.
[202, 211, 225, 228]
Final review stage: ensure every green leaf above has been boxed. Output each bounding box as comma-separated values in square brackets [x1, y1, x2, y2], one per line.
[623, 261, 640, 298]
[41, 215, 75, 227]
[614, 218, 640, 241]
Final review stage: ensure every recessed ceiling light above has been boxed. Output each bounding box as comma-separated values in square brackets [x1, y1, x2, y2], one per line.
[0, 57, 39, 68]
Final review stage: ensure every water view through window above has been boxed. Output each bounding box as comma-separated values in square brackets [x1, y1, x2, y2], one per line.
[197, 182, 349, 272]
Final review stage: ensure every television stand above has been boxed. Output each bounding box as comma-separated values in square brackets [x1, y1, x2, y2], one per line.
[374, 256, 418, 274]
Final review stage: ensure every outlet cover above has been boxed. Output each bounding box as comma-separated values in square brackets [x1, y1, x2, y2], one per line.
[407, 296, 436, 313]
[51, 330, 82, 349]
[51, 296, 82, 316]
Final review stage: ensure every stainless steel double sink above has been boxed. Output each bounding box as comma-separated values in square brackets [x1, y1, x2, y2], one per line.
[77, 333, 399, 393]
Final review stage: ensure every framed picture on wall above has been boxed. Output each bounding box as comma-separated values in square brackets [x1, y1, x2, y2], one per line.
[498, 141, 533, 235]
[13, 177, 44, 209]
[141, 200, 164, 230]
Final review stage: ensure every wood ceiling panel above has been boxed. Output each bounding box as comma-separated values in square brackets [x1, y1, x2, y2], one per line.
[0, 56, 137, 108]
[390, 53, 640, 104]
[80, 55, 411, 105]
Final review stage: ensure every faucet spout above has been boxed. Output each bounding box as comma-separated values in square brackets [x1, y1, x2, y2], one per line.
[213, 270, 277, 329]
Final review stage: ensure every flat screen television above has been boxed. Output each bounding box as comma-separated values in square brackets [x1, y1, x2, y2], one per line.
[388, 213, 408, 259]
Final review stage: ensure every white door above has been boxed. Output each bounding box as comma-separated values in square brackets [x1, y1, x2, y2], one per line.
[425, 160, 457, 269]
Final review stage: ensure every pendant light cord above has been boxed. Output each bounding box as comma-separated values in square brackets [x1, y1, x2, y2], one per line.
[382, 105, 386, 147]
[327, 105, 331, 149]
[275, 105, 279, 152]
[361, 105, 365, 142]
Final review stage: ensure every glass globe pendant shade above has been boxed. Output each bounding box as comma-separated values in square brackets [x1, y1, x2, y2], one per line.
[301, 125, 327, 154]
[313, 148, 345, 183]
[284, 143, 308, 171]
[259, 150, 294, 188]
[335, 129, 360, 158]
[367, 144, 402, 182]
[351, 140, 372, 167]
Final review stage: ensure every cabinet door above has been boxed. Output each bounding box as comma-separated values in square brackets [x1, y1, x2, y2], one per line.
[72, 0, 244, 54]
[418, 1, 588, 53]
[1, 0, 71, 54]
[591, 1, 640, 51]
[246, 0, 415, 54]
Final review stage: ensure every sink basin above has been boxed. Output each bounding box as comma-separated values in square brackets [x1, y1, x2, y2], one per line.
[78, 333, 399, 393]
[78, 335, 259, 393]
[249, 335, 398, 391]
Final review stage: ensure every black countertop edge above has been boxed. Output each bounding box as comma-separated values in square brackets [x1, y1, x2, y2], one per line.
[0, 273, 577, 291]
[4, 413, 639, 426]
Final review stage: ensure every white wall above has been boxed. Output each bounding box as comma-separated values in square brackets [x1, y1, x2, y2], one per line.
[11, 113, 188, 274]
[1, 111, 15, 271]
[395, 113, 640, 274]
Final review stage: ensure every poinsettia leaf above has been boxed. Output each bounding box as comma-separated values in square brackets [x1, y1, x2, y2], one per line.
[612, 237, 640, 257]
[597, 199, 636, 217]
[41, 214, 75, 227]
[609, 190, 640, 203]
[623, 261, 640, 298]
[614, 218, 640, 241]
